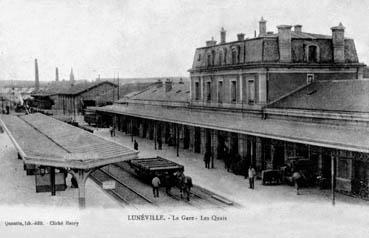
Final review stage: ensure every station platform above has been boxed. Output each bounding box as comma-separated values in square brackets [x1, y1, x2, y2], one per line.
[95, 129, 369, 207]
[0, 132, 120, 209]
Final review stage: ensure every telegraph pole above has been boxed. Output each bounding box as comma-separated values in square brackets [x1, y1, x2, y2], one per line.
[117, 73, 120, 100]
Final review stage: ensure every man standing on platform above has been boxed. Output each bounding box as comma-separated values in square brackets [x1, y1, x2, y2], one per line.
[248, 165, 256, 189]
[203, 149, 211, 169]
[134, 140, 138, 150]
[152, 175, 160, 198]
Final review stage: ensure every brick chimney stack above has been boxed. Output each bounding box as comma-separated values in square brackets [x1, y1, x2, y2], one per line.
[259, 17, 267, 36]
[277, 25, 292, 62]
[34, 58, 39, 91]
[206, 37, 217, 47]
[220, 27, 226, 44]
[294, 25, 302, 33]
[331, 22, 345, 63]
[237, 33, 245, 41]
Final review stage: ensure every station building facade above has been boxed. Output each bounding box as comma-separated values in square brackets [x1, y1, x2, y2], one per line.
[92, 19, 369, 197]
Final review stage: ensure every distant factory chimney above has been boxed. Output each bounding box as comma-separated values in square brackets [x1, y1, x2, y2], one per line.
[70, 68, 75, 83]
[34, 58, 39, 91]
[55, 67, 59, 81]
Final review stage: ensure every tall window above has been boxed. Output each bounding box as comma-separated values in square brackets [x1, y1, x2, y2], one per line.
[206, 81, 211, 101]
[232, 49, 237, 64]
[248, 80, 255, 103]
[223, 48, 227, 65]
[231, 81, 237, 103]
[218, 81, 223, 103]
[195, 82, 200, 100]
[308, 45, 318, 63]
[218, 51, 223, 66]
[207, 54, 212, 66]
[211, 51, 216, 66]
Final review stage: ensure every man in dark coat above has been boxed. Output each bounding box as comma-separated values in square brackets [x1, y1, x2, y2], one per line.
[134, 140, 138, 150]
[164, 172, 172, 195]
[203, 150, 211, 169]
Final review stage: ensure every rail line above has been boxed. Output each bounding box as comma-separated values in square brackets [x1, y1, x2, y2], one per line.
[112, 161, 234, 209]
[90, 168, 154, 207]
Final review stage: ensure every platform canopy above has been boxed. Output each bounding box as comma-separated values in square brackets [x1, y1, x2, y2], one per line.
[93, 104, 369, 153]
[0, 113, 138, 169]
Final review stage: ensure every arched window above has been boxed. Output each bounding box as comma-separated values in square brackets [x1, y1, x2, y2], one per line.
[207, 54, 212, 66]
[218, 51, 223, 65]
[305, 43, 320, 63]
[211, 50, 216, 66]
[308, 45, 318, 63]
[231, 46, 240, 64]
[232, 49, 237, 64]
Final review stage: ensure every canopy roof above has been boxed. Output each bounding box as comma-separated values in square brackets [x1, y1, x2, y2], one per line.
[93, 104, 369, 153]
[0, 113, 138, 169]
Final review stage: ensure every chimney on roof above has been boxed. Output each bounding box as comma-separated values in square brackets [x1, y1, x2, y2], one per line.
[294, 25, 302, 33]
[34, 58, 39, 91]
[220, 27, 226, 44]
[55, 67, 59, 81]
[206, 37, 217, 47]
[259, 17, 267, 36]
[277, 25, 292, 62]
[165, 79, 172, 92]
[237, 33, 245, 41]
[331, 22, 345, 63]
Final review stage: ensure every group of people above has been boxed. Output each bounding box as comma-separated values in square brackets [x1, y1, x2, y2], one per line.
[151, 171, 193, 201]
[151, 172, 175, 198]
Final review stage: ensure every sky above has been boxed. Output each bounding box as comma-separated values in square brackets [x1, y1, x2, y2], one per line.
[0, 0, 369, 82]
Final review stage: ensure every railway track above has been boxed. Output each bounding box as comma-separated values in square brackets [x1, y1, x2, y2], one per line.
[90, 168, 154, 207]
[112, 161, 234, 209]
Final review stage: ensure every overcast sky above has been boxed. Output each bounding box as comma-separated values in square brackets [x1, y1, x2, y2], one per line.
[0, 0, 368, 81]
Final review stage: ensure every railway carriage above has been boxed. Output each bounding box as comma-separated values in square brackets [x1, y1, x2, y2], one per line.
[129, 156, 184, 182]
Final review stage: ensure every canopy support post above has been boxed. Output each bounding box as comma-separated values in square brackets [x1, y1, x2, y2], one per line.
[70, 169, 94, 209]
[50, 166, 56, 196]
[331, 151, 336, 206]
[176, 124, 179, 157]
[154, 122, 157, 150]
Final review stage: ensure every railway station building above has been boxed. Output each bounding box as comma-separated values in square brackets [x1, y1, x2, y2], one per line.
[91, 19, 369, 198]
[31, 81, 118, 114]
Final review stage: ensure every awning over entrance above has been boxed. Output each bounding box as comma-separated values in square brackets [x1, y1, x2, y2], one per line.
[92, 104, 369, 153]
[0, 113, 138, 207]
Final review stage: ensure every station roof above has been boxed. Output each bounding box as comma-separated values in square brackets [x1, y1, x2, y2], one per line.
[119, 80, 190, 103]
[0, 113, 138, 169]
[269, 80, 369, 113]
[93, 104, 369, 153]
[32, 81, 117, 97]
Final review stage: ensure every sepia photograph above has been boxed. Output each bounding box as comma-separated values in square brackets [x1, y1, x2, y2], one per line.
[0, 0, 369, 237]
